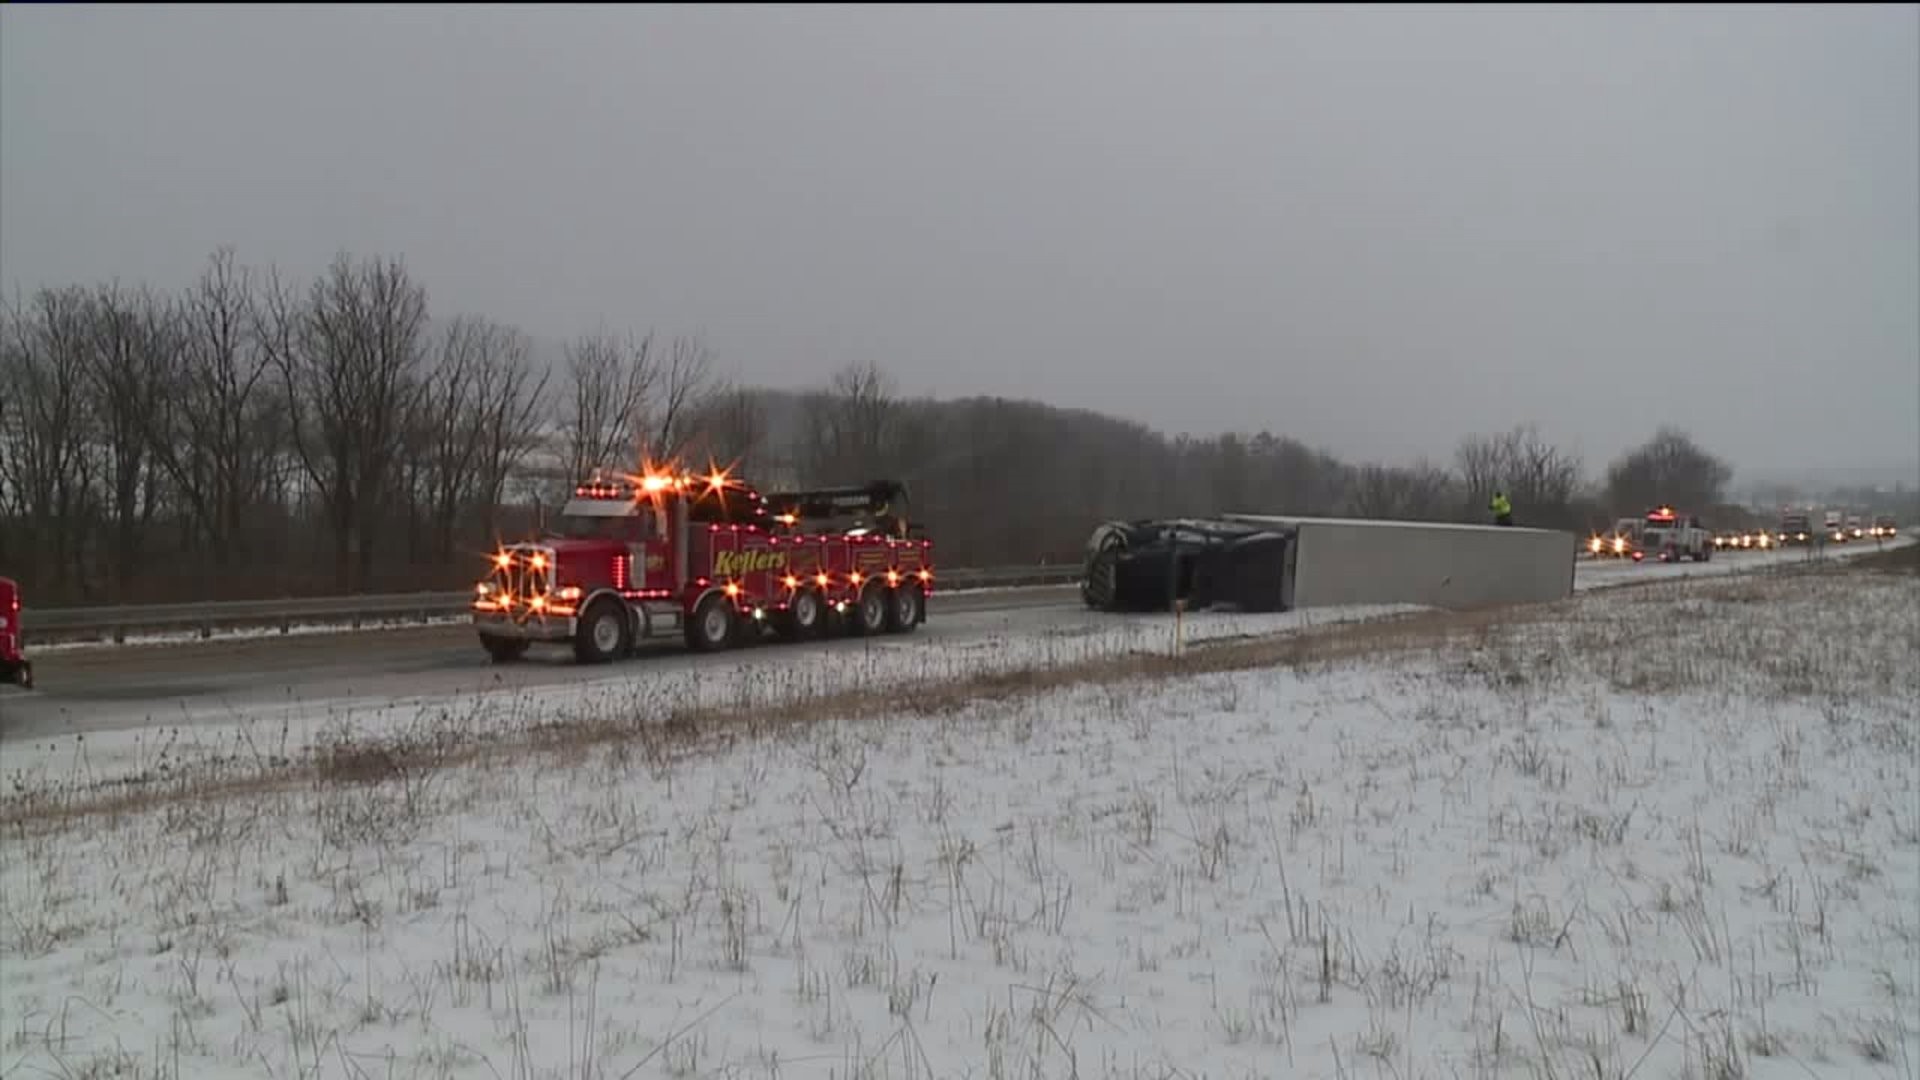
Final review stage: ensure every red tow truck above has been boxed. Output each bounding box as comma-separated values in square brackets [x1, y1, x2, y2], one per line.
[0, 576, 32, 689]
[471, 466, 935, 663]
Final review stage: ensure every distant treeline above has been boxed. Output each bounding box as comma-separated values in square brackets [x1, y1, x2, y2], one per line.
[2, 248, 1771, 607]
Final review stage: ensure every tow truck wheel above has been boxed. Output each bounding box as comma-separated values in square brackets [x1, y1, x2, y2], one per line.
[778, 589, 824, 641]
[481, 634, 530, 664]
[852, 582, 889, 636]
[687, 594, 736, 652]
[885, 584, 923, 633]
[574, 599, 631, 664]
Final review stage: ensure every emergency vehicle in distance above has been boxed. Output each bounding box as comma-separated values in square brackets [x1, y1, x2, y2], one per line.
[1639, 506, 1713, 563]
[472, 465, 933, 663]
[1776, 511, 1814, 546]
[1587, 516, 1644, 559]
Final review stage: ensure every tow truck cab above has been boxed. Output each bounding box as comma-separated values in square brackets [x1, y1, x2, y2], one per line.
[0, 576, 31, 689]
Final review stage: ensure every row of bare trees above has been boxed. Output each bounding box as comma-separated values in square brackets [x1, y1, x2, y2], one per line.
[0, 249, 730, 603]
[1, 250, 1741, 606]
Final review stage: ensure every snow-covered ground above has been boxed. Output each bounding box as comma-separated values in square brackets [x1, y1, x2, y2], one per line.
[1, 602, 1429, 789]
[3, 545, 1915, 1078]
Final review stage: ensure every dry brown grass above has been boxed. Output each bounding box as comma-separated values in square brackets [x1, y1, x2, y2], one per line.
[0, 605, 1547, 835]
[1839, 540, 1920, 575]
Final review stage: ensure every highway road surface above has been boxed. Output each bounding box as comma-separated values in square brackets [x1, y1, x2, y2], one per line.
[0, 586, 1086, 741]
[0, 540, 1894, 743]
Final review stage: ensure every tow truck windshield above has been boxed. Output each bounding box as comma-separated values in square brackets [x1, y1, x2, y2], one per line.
[550, 498, 662, 542]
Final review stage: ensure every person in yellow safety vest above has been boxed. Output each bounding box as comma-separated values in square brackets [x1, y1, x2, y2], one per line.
[1490, 491, 1514, 527]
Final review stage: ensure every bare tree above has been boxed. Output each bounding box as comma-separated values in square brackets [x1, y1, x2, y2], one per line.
[411, 315, 486, 560]
[1454, 423, 1582, 526]
[152, 247, 286, 569]
[411, 315, 549, 558]
[260, 253, 430, 591]
[1454, 432, 1504, 508]
[468, 323, 548, 543]
[645, 334, 718, 463]
[84, 283, 178, 602]
[796, 360, 900, 483]
[560, 329, 656, 481]
[1604, 426, 1733, 514]
[0, 286, 102, 593]
[1343, 461, 1459, 521]
[685, 384, 767, 476]
[1237, 431, 1351, 516]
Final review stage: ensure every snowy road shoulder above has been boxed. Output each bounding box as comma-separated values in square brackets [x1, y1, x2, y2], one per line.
[0, 601, 1429, 792]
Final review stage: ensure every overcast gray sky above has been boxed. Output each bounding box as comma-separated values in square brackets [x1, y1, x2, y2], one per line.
[3, 3, 1915, 479]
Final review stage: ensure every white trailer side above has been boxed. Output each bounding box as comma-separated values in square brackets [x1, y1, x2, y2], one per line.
[1223, 515, 1578, 611]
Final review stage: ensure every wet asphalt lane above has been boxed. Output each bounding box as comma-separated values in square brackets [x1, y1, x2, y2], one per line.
[0, 587, 1085, 741]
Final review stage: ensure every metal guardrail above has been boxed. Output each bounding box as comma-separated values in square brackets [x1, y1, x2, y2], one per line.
[20, 564, 1086, 641]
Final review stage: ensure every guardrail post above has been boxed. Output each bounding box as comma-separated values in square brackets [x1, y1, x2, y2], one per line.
[199, 619, 212, 640]
[113, 623, 126, 645]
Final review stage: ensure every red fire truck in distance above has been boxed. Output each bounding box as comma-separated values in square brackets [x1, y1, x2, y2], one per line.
[471, 466, 933, 663]
[0, 576, 31, 689]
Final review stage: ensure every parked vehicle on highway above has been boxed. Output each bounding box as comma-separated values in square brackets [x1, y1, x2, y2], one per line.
[1824, 509, 1845, 542]
[0, 576, 32, 689]
[1714, 527, 1774, 552]
[1589, 517, 1643, 559]
[472, 465, 934, 663]
[1640, 506, 1712, 563]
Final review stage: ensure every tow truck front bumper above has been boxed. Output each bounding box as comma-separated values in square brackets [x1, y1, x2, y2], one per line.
[472, 608, 577, 643]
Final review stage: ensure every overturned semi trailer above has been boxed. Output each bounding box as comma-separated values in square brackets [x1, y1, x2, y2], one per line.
[1080, 515, 1578, 614]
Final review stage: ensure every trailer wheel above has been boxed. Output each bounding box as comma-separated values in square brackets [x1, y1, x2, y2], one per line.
[852, 582, 889, 636]
[574, 599, 631, 664]
[481, 634, 530, 664]
[777, 589, 824, 641]
[686, 594, 736, 652]
[886, 584, 924, 633]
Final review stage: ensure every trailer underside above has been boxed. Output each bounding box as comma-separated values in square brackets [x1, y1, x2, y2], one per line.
[1080, 518, 1294, 613]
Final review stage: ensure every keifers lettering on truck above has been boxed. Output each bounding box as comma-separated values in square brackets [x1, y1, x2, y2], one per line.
[471, 465, 935, 664]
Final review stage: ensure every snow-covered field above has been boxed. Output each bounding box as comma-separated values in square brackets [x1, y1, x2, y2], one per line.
[3, 551, 1916, 1079]
[0, 602, 1429, 794]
